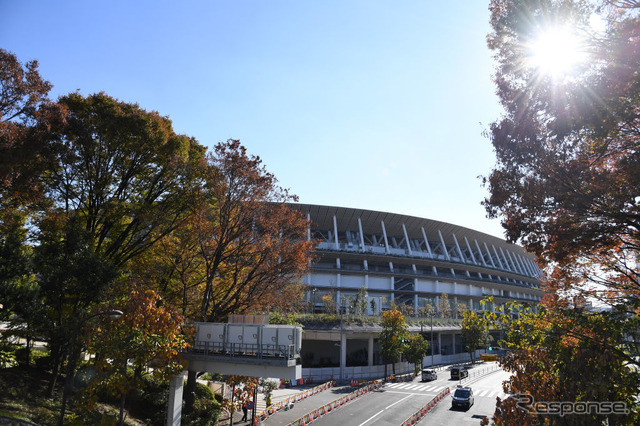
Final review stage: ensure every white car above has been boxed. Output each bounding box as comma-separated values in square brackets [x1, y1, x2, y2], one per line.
[421, 369, 437, 381]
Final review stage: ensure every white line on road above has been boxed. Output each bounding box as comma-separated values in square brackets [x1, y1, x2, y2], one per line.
[358, 394, 414, 426]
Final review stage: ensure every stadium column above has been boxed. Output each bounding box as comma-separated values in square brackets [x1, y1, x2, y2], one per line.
[492, 245, 505, 270]
[402, 224, 413, 255]
[333, 215, 339, 250]
[421, 227, 433, 257]
[452, 233, 466, 263]
[381, 220, 390, 254]
[499, 247, 515, 273]
[483, 242, 497, 268]
[474, 240, 488, 267]
[464, 237, 477, 264]
[358, 217, 366, 250]
[437, 230, 450, 260]
[368, 337, 374, 367]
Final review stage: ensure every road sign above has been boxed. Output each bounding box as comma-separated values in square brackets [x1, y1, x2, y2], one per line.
[247, 401, 254, 410]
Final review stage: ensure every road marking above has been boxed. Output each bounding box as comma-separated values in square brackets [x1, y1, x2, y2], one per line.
[358, 394, 414, 426]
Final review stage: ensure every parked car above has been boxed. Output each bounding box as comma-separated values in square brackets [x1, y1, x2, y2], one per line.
[450, 366, 468, 380]
[451, 385, 474, 410]
[421, 369, 437, 381]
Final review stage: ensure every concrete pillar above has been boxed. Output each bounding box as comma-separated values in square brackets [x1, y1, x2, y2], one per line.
[368, 337, 374, 367]
[452, 334, 456, 354]
[167, 371, 186, 426]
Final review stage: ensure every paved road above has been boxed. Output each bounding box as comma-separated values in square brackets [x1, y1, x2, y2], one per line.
[417, 368, 511, 425]
[257, 362, 508, 426]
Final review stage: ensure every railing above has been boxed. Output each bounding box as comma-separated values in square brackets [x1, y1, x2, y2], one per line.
[459, 362, 502, 384]
[314, 243, 540, 283]
[190, 341, 298, 360]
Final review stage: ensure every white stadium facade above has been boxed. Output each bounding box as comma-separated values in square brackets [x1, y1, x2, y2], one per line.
[288, 204, 544, 382]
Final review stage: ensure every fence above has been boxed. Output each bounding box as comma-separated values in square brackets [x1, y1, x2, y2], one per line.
[301, 361, 415, 383]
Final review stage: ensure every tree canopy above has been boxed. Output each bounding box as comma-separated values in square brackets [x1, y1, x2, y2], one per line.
[483, 0, 640, 423]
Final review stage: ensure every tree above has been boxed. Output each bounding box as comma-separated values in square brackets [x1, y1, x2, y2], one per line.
[193, 140, 314, 322]
[404, 334, 429, 372]
[354, 286, 369, 317]
[484, 0, 640, 298]
[30, 92, 205, 398]
[0, 49, 66, 211]
[223, 376, 259, 426]
[482, 302, 640, 425]
[460, 307, 489, 364]
[483, 1, 640, 423]
[379, 309, 409, 376]
[78, 284, 187, 425]
[438, 293, 451, 318]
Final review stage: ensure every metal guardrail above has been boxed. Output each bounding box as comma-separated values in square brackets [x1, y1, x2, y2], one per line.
[190, 341, 297, 360]
[459, 362, 502, 385]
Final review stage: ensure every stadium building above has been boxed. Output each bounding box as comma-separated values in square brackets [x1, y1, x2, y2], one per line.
[289, 204, 544, 381]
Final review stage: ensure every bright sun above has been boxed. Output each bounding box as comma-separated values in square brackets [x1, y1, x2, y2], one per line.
[528, 26, 586, 77]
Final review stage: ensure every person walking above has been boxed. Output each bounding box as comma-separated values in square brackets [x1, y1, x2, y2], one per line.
[241, 401, 248, 422]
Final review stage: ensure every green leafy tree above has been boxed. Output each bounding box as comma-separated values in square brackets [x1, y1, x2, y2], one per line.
[379, 309, 409, 376]
[31, 92, 205, 401]
[460, 307, 490, 364]
[404, 334, 429, 372]
[354, 286, 369, 317]
[438, 293, 451, 318]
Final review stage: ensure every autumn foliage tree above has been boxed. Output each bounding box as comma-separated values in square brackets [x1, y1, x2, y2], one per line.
[188, 139, 314, 322]
[79, 283, 187, 425]
[483, 1, 640, 423]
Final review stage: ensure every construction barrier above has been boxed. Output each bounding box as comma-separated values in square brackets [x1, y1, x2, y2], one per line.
[386, 372, 415, 383]
[257, 380, 335, 422]
[399, 387, 451, 426]
[285, 381, 382, 426]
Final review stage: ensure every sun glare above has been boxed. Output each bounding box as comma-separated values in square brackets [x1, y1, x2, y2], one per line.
[528, 26, 586, 77]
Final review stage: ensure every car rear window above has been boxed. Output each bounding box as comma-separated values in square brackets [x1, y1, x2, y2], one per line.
[454, 389, 470, 398]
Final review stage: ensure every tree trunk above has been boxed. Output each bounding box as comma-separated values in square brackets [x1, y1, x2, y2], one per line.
[118, 393, 126, 426]
[184, 370, 197, 414]
[47, 347, 63, 397]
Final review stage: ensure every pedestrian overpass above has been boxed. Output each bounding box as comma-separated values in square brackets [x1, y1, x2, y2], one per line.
[167, 321, 303, 426]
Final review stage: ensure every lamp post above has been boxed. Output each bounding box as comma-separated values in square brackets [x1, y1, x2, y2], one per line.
[340, 304, 344, 384]
[430, 312, 435, 368]
[59, 309, 123, 426]
[311, 288, 317, 314]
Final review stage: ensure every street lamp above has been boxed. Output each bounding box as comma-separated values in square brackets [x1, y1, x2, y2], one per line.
[59, 309, 123, 426]
[430, 312, 435, 368]
[340, 304, 345, 384]
[311, 288, 317, 314]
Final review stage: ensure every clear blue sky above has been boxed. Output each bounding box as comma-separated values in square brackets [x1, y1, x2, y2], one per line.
[1, 0, 507, 238]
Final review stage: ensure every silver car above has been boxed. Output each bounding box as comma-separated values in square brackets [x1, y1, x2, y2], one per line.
[421, 369, 437, 381]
